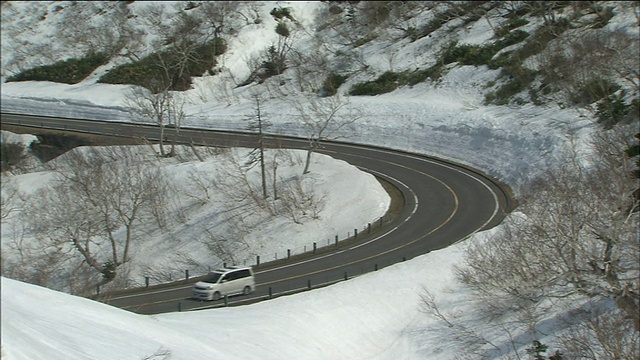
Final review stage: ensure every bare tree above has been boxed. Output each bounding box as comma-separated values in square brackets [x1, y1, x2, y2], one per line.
[185, 169, 216, 206]
[277, 173, 326, 224]
[1, 217, 72, 291]
[291, 94, 360, 174]
[106, 2, 146, 60]
[26, 147, 166, 288]
[213, 149, 272, 216]
[244, 95, 271, 199]
[0, 177, 23, 222]
[286, 44, 332, 93]
[0, 2, 60, 75]
[559, 300, 640, 359]
[136, 2, 222, 92]
[429, 126, 639, 357]
[48, 2, 141, 59]
[200, 226, 250, 267]
[126, 86, 186, 157]
[53, 2, 106, 57]
[419, 288, 503, 357]
[199, 1, 241, 40]
[233, 1, 263, 26]
[242, 8, 304, 85]
[538, 27, 639, 106]
[140, 347, 172, 360]
[162, 8, 214, 89]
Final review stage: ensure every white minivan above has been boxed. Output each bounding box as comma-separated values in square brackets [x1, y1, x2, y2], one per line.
[192, 266, 255, 301]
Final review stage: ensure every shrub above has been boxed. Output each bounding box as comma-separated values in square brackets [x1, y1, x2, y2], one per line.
[349, 71, 401, 96]
[591, 6, 615, 28]
[328, 4, 343, 15]
[404, 26, 419, 41]
[98, 56, 166, 89]
[360, 1, 392, 28]
[596, 91, 631, 128]
[270, 7, 293, 21]
[515, 18, 572, 60]
[321, 73, 348, 96]
[417, 11, 453, 39]
[490, 65, 538, 105]
[484, 91, 496, 104]
[414, 3, 488, 41]
[353, 33, 378, 47]
[529, 87, 546, 106]
[182, 39, 226, 78]
[494, 17, 530, 37]
[488, 51, 517, 69]
[349, 65, 444, 96]
[261, 45, 286, 78]
[494, 29, 529, 49]
[405, 67, 437, 85]
[573, 78, 621, 105]
[102, 260, 117, 281]
[443, 44, 495, 66]
[1, 143, 25, 172]
[7, 52, 109, 84]
[275, 21, 290, 37]
[99, 38, 226, 92]
[443, 30, 528, 68]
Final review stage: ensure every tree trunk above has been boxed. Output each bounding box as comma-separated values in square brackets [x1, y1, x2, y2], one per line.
[303, 148, 313, 174]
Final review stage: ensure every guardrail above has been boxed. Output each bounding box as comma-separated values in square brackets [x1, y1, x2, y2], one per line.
[129, 211, 396, 291]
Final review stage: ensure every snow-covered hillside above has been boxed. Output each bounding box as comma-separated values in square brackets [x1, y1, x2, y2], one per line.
[1, 1, 638, 359]
[4, 1, 637, 187]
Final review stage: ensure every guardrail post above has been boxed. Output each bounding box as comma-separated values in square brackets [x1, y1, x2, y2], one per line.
[185, 269, 189, 281]
[178, 302, 182, 312]
[374, 264, 378, 271]
[307, 279, 311, 290]
[145, 276, 150, 288]
[269, 287, 273, 299]
[379, 217, 383, 226]
[313, 242, 317, 253]
[256, 255, 260, 267]
[344, 272, 348, 280]
[368, 223, 371, 233]
[335, 235, 338, 247]
[287, 249, 291, 259]
[354, 228, 358, 239]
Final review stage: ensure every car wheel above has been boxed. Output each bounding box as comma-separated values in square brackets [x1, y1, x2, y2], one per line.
[212, 291, 221, 301]
[242, 286, 251, 295]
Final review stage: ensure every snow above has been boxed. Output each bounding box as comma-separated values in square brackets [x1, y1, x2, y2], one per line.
[1, 1, 635, 359]
[2, 244, 465, 360]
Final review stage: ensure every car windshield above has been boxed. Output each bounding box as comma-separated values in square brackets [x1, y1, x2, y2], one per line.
[203, 273, 223, 283]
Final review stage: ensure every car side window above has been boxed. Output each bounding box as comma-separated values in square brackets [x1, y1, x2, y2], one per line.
[226, 272, 237, 281]
[238, 269, 250, 278]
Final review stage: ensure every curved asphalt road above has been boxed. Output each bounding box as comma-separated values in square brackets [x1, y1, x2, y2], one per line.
[1, 113, 514, 314]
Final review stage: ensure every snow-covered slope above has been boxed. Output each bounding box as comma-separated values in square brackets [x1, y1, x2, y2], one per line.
[1, 1, 637, 359]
